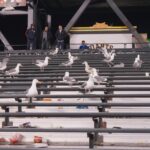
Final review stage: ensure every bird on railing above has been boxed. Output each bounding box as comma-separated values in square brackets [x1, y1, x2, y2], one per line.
[0, 58, 9, 72]
[35, 56, 50, 71]
[49, 47, 59, 56]
[82, 61, 96, 74]
[60, 55, 74, 67]
[68, 52, 79, 61]
[81, 74, 95, 93]
[5, 63, 22, 78]
[26, 79, 42, 98]
[63, 71, 76, 86]
[91, 68, 107, 85]
[133, 54, 143, 69]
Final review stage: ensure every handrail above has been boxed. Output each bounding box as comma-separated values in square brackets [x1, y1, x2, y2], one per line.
[0, 94, 150, 98]
[0, 102, 150, 107]
[1, 112, 150, 117]
[1, 87, 150, 92]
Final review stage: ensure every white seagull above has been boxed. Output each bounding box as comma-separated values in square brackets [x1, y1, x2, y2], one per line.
[49, 48, 59, 56]
[91, 68, 107, 85]
[60, 55, 74, 67]
[5, 63, 22, 77]
[68, 52, 79, 61]
[133, 54, 143, 69]
[102, 47, 115, 60]
[63, 71, 76, 86]
[0, 58, 9, 72]
[81, 74, 95, 93]
[26, 79, 41, 98]
[35, 56, 50, 71]
[103, 52, 116, 67]
[82, 61, 95, 74]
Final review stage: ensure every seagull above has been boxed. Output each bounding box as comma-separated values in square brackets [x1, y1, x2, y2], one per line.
[113, 62, 125, 68]
[26, 79, 41, 98]
[5, 63, 22, 77]
[102, 47, 115, 60]
[0, 58, 9, 72]
[49, 48, 59, 56]
[103, 52, 116, 67]
[60, 55, 74, 67]
[68, 52, 79, 61]
[35, 57, 50, 71]
[63, 71, 76, 86]
[81, 74, 95, 93]
[133, 54, 143, 69]
[82, 61, 95, 74]
[91, 68, 107, 85]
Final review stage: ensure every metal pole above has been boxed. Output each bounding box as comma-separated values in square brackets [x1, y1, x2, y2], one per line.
[27, 2, 33, 28]
[106, 0, 149, 48]
[0, 31, 14, 51]
[65, 0, 92, 32]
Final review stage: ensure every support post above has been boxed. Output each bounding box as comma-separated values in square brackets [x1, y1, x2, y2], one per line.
[16, 98, 22, 112]
[106, 0, 149, 48]
[65, 0, 92, 32]
[87, 132, 95, 149]
[0, 31, 14, 51]
[27, 1, 34, 28]
[2, 107, 13, 127]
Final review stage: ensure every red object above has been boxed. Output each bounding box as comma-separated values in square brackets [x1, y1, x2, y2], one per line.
[34, 136, 42, 143]
[9, 134, 24, 144]
[0, 138, 6, 143]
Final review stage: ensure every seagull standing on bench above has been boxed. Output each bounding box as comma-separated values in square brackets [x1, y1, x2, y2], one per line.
[49, 48, 59, 56]
[60, 55, 74, 67]
[102, 47, 115, 60]
[103, 52, 116, 67]
[35, 57, 50, 71]
[91, 68, 107, 85]
[81, 74, 95, 93]
[68, 52, 79, 61]
[133, 54, 143, 69]
[5, 63, 22, 78]
[26, 79, 42, 101]
[82, 61, 95, 74]
[0, 58, 9, 72]
[63, 71, 76, 86]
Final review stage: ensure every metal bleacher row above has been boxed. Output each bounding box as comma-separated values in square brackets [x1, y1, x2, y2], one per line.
[1, 48, 150, 150]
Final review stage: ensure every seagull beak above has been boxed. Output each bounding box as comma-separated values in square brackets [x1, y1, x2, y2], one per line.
[38, 81, 43, 84]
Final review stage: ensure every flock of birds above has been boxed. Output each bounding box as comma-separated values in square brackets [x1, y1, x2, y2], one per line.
[0, 46, 144, 100]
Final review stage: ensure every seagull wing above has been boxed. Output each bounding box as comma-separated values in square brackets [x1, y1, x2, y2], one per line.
[36, 59, 44, 64]
[5, 68, 16, 75]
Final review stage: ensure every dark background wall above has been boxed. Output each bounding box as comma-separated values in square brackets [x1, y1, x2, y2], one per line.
[0, 6, 150, 50]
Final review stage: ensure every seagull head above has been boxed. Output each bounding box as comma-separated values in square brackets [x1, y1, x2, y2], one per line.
[32, 79, 42, 84]
[82, 61, 87, 65]
[137, 54, 140, 60]
[45, 57, 50, 60]
[17, 63, 23, 67]
[55, 47, 59, 52]
[65, 71, 69, 77]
